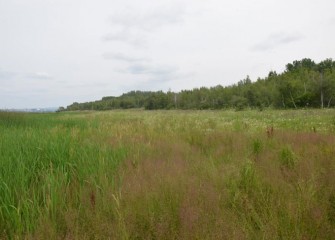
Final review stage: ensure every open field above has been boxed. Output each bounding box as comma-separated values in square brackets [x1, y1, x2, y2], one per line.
[1, 109, 335, 239]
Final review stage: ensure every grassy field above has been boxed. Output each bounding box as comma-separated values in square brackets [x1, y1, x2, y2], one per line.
[1, 109, 335, 239]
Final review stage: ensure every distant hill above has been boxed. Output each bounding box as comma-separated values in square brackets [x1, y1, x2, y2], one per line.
[61, 58, 335, 111]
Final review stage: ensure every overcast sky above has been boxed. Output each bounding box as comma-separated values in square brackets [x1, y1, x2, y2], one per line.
[1, 0, 334, 108]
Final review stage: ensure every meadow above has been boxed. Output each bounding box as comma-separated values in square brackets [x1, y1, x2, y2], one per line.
[1, 109, 335, 239]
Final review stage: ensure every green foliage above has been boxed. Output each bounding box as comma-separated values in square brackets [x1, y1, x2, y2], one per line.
[60, 58, 335, 111]
[144, 91, 169, 110]
[279, 146, 296, 169]
[231, 95, 248, 111]
[252, 138, 262, 157]
[239, 160, 257, 193]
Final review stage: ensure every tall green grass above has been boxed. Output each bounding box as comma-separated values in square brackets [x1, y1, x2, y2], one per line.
[0, 112, 127, 238]
[0, 109, 335, 239]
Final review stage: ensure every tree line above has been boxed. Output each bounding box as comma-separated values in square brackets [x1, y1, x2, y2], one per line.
[60, 58, 335, 111]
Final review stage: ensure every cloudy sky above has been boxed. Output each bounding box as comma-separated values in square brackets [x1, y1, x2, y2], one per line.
[1, 0, 334, 108]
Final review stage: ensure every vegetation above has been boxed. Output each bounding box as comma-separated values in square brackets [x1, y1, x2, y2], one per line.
[1, 109, 335, 239]
[62, 58, 335, 111]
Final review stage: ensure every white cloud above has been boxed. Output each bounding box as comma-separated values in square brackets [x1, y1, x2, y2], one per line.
[103, 3, 188, 46]
[108, 5, 185, 31]
[102, 52, 150, 63]
[125, 63, 178, 77]
[251, 32, 305, 51]
[27, 72, 53, 80]
[0, 69, 17, 80]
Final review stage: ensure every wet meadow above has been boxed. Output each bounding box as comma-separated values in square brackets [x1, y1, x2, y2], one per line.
[1, 109, 335, 239]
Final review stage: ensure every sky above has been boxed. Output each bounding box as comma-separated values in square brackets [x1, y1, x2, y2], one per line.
[1, 0, 335, 109]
